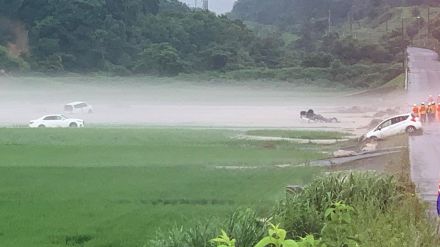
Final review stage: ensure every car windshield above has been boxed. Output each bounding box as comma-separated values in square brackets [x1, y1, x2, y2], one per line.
[60, 115, 67, 120]
[377, 120, 392, 130]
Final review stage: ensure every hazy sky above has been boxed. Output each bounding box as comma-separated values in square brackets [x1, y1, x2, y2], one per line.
[179, 0, 237, 14]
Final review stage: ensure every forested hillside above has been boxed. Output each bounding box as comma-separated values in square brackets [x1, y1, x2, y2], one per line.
[231, 0, 439, 31]
[1, 0, 437, 87]
[0, 0, 286, 75]
[226, 0, 440, 86]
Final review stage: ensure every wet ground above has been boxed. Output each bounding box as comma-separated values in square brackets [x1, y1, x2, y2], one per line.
[407, 47, 440, 212]
[0, 77, 399, 133]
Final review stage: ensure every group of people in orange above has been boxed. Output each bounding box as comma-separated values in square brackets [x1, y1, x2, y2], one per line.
[412, 95, 440, 123]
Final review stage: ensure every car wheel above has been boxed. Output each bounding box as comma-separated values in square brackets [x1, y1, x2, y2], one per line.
[69, 122, 78, 128]
[406, 126, 416, 135]
[38, 124, 45, 128]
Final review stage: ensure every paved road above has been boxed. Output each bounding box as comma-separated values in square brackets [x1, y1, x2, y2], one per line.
[407, 47, 440, 211]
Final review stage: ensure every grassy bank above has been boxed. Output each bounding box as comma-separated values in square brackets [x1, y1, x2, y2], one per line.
[245, 129, 348, 140]
[0, 128, 330, 247]
[154, 171, 440, 247]
[152, 144, 440, 247]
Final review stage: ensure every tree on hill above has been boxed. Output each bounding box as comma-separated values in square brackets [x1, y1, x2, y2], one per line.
[0, 0, 284, 74]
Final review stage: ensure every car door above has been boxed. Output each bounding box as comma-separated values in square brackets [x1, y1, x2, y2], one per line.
[73, 103, 81, 113]
[375, 119, 392, 138]
[43, 116, 61, 127]
[79, 103, 87, 113]
[385, 116, 410, 136]
[386, 116, 401, 136]
[51, 115, 65, 127]
[394, 116, 410, 134]
[57, 115, 69, 127]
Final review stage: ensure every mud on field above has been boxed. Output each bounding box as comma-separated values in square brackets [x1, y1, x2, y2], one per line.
[0, 76, 406, 133]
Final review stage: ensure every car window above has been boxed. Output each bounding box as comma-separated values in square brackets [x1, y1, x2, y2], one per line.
[378, 120, 392, 130]
[75, 103, 88, 108]
[391, 117, 401, 124]
[392, 116, 409, 124]
[43, 116, 57, 120]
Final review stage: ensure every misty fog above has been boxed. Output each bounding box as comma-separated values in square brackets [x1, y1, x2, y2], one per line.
[0, 76, 403, 131]
[179, 0, 236, 13]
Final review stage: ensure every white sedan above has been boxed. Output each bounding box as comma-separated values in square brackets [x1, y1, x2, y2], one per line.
[29, 115, 84, 128]
[363, 113, 422, 142]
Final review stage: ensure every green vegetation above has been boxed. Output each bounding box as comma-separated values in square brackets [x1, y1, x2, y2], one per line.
[230, 0, 438, 31]
[378, 73, 405, 90]
[0, 128, 328, 247]
[0, 45, 28, 71]
[180, 63, 400, 88]
[229, 1, 440, 87]
[245, 130, 348, 140]
[154, 171, 440, 247]
[0, 0, 428, 87]
[0, 0, 294, 76]
[210, 203, 355, 247]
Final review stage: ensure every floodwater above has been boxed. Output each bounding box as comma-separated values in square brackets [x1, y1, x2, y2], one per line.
[0, 76, 403, 132]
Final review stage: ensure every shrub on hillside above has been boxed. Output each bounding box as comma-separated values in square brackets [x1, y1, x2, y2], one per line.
[0, 45, 29, 72]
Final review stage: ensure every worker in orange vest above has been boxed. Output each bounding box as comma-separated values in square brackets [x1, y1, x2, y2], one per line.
[429, 102, 437, 122]
[412, 104, 419, 117]
[419, 102, 427, 122]
[437, 102, 440, 121]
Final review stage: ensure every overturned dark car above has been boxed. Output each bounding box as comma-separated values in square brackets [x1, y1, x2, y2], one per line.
[300, 109, 339, 123]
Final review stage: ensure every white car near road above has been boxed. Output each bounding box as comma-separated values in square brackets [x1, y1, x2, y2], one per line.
[29, 115, 84, 128]
[364, 113, 422, 142]
[64, 101, 93, 114]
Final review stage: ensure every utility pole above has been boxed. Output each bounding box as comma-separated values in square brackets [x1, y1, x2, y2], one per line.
[194, 0, 197, 8]
[427, 6, 430, 47]
[328, 9, 331, 33]
[203, 0, 208, 10]
[385, 20, 388, 33]
[402, 18, 405, 71]
[349, 11, 353, 36]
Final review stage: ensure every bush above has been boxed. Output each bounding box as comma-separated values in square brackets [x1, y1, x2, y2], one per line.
[301, 52, 333, 68]
[0, 45, 29, 71]
[152, 172, 440, 247]
[277, 172, 402, 238]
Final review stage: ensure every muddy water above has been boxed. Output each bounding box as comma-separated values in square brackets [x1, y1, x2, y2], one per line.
[0, 77, 403, 132]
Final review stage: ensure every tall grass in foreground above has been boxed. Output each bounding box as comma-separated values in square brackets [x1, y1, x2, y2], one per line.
[150, 209, 268, 247]
[151, 172, 440, 247]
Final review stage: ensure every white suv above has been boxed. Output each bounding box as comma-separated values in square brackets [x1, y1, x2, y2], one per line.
[364, 113, 422, 142]
[64, 102, 93, 114]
